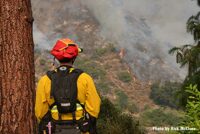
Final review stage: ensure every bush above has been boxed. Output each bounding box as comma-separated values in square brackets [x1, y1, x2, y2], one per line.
[107, 43, 116, 52]
[127, 102, 139, 113]
[180, 85, 200, 133]
[117, 71, 132, 83]
[140, 108, 184, 127]
[91, 44, 116, 59]
[179, 71, 200, 107]
[95, 47, 108, 56]
[150, 82, 181, 108]
[98, 98, 146, 134]
[39, 59, 46, 66]
[96, 82, 111, 94]
[116, 91, 128, 109]
[75, 58, 106, 80]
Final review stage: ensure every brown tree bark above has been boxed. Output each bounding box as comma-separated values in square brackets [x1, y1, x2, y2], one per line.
[0, 0, 35, 134]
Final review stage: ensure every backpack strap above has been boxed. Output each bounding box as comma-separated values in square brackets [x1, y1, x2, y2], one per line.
[46, 70, 56, 80]
[67, 68, 83, 124]
[46, 69, 57, 98]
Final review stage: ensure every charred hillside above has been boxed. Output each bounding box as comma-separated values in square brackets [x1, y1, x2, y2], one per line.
[32, 0, 185, 82]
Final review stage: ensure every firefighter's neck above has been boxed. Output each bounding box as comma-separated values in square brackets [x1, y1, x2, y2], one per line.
[60, 62, 73, 67]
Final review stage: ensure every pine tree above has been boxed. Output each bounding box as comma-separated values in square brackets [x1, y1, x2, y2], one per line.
[0, 0, 35, 133]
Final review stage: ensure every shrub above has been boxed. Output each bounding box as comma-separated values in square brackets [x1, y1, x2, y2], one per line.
[39, 59, 46, 66]
[116, 91, 128, 109]
[96, 44, 116, 55]
[180, 85, 200, 133]
[96, 82, 110, 94]
[98, 98, 146, 134]
[127, 102, 139, 113]
[179, 71, 200, 107]
[91, 43, 116, 59]
[140, 108, 184, 127]
[75, 59, 106, 80]
[95, 47, 107, 56]
[150, 82, 181, 108]
[107, 43, 116, 52]
[117, 71, 132, 83]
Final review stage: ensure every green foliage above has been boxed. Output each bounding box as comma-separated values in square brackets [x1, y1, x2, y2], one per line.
[75, 58, 106, 80]
[116, 91, 128, 109]
[95, 47, 108, 56]
[98, 98, 146, 134]
[39, 59, 46, 66]
[168, 131, 180, 134]
[140, 108, 184, 127]
[150, 82, 181, 108]
[178, 71, 200, 107]
[187, 12, 200, 42]
[127, 101, 139, 113]
[169, 46, 200, 107]
[184, 71, 200, 89]
[117, 71, 132, 83]
[180, 85, 200, 133]
[169, 4, 200, 108]
[96, 82, 111, 94]
[169, 2, 200, 79]
[91, 43, 116, 59]
[115, 90, 139, 113]
[169, 44, 200, 77]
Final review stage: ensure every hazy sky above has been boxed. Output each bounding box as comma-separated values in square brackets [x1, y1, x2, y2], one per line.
[81, 0, 199, 46]
[33, 0, 199, 48]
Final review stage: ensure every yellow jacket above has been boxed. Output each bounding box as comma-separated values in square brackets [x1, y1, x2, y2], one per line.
[35, 68, 101, 123]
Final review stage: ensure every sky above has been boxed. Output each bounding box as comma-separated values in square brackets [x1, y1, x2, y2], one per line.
[80, 0, 199, 45]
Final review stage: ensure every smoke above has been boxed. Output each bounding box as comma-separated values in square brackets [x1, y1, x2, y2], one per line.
[33, 24, 51, 49]
[81, 0, 199, 45]
[32, 0, 81, 49]
[80, 0, 199, 81]
[32, 0, 199, 81]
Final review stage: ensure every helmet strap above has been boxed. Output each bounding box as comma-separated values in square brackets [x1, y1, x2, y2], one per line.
[72, 57, 76, 64]
[52, 57, 56, 70]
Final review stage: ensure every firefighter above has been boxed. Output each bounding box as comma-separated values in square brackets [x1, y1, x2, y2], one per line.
[35, 38, 101, 134]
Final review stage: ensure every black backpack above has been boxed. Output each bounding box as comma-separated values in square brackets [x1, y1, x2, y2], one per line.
[39, 66, 95, 134]
[47, 66, 83, 116]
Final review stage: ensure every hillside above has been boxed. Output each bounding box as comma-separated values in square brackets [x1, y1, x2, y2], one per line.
[34, 44, 156, 112]
[32, 0, 184, 82]
[32, 0, 158, 112]
[35, 43, 185, 134]
[32, 0, 186, 133]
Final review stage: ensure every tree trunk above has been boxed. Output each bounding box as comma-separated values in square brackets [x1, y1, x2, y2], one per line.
[0, 0, 35, 134]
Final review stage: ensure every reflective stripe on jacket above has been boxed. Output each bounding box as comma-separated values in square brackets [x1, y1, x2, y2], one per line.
[35, 71, 101, 122]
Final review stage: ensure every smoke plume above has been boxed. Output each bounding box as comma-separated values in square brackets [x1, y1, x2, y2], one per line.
[80, 0, 199, 81]
[32, 0, 199, 81]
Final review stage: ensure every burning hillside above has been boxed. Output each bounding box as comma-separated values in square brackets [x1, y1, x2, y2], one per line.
[31, 0, 199, 82]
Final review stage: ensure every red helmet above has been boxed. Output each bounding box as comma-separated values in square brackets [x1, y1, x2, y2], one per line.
[51, 38, 82, 60]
